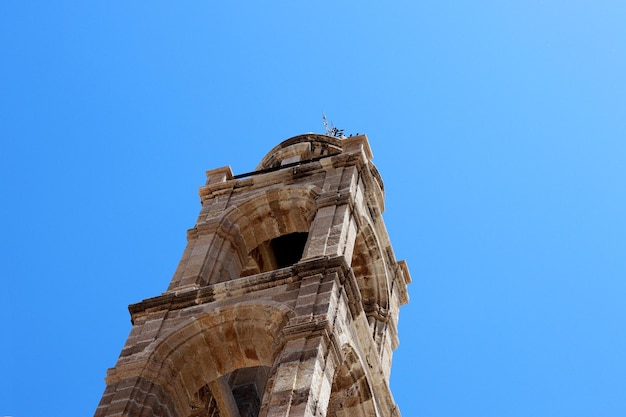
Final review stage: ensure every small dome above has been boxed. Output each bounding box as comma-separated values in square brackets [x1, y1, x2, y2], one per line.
[257, 134, 343, 170]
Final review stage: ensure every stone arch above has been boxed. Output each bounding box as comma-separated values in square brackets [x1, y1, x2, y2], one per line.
[139, 302, 294, 416]
[232, 185, 318, 252]
[350, 217, 393, 357]
[203, 185, 321, 283]
[327, 343, 377, 417]
[351, 218, 390, 313]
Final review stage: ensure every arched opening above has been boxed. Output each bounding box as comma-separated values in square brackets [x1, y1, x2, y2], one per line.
[191, 366, 271, 417]
[241, 232, 309, 277]
[326, 345, 377, 417]
[350, 221, 392, 356]
[122, 303, 293, 417]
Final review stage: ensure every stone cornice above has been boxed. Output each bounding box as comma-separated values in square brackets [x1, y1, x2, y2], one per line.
[129, 256, 362, 324]
[198, 146, 370, 203]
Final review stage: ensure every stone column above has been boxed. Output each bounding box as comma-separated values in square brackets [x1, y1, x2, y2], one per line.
[261, 333, 337, 417]
[167, 220, 247, 290]
[260, 269, 342, 417]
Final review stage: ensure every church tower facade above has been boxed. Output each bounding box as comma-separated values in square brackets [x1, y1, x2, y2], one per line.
[95, 134, 411, 417]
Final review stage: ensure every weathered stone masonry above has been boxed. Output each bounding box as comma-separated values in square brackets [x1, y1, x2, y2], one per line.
[95, 134, 411, 417]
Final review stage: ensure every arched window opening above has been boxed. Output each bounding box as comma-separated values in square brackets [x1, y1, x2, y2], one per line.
[326, 347, 375, 417]
[270, 232, 308, 268]
[241, 232, 309, 277]
[191, 366, 271, 417]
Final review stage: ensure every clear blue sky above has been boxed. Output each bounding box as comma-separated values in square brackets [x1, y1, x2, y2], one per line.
[1, 2, 625, 417]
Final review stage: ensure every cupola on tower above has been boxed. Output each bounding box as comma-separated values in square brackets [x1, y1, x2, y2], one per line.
[95, 133, 411, 417]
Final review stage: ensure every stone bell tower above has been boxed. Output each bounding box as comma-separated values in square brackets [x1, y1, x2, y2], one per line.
[95, 133, 411, 417]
